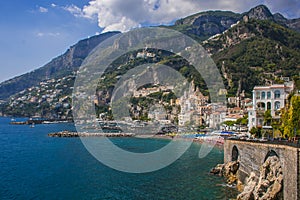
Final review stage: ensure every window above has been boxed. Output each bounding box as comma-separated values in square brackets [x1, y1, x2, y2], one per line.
[267, 102, 271, 110]
[274, 90, 280, 99]
[267, 91, 271, 99]
[256, 91, 260, 99]
[261, 92, 266, 99]
[275, 101, 281, 110]
[257, 102, 265, 110]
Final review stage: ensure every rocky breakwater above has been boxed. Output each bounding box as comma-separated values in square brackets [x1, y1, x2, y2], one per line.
[211, 155, 283, 200]
[210, 161, 241, 186]
[48, 131, 134, 137]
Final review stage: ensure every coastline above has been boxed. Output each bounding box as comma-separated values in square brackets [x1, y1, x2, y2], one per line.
[1, 118, 233, 200]
[47, 130, 225, 149]
[48, 131, 134, 137]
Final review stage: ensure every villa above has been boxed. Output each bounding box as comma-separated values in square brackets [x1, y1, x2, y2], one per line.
[248, 80, 294, 130]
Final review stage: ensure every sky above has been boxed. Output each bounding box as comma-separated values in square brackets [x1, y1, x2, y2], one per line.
[0, 0, 299, 83]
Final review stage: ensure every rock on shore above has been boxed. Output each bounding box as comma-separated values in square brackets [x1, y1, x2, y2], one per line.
[210, 161, 240, 185]
[237, 155, 283, 200]
[211, 155, 283, 200]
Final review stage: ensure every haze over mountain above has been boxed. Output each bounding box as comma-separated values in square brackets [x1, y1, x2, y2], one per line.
[0, 4, 299, 117]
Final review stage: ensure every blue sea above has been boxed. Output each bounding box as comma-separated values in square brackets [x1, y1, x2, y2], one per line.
[0, 117, 238, 199]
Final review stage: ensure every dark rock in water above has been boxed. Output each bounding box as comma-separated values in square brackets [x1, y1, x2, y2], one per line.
[48, 131, 79, 137]
[222, 161, 240, 185]
[211, 161, 239, 184]
[210, 164, 224, 175]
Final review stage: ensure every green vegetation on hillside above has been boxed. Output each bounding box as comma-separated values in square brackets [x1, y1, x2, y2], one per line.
[1, 8, 300, 119]
[94, 49, 208, 119]
[210, 19, 300, 97]
[280, 94, 300, 138]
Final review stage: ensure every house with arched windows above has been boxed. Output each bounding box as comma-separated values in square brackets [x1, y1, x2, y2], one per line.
[248, 81, 294, 130]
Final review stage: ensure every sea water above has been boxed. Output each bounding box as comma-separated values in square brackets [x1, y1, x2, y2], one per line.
[0, 117, 238, 199]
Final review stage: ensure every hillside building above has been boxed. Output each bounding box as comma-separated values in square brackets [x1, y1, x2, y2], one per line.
[248, 81, 294, 130]
[178, 82, 209, 127]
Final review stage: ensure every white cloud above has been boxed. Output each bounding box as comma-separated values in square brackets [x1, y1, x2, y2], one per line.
[63, 4, 92, 19]
[36, 32, 60, 37]
[39, 6, 48, 13]
[51, 3, 57, 8]
[70, 0, 299, 33]
[79, 0, 264, 33]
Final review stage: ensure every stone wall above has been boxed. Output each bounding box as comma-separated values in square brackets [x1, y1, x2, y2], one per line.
[224, 139, 300, 200]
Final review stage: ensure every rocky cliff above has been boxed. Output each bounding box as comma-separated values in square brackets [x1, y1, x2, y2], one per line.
[212, 155, 283, 200]
[173, 5, 300, 42]
[237, 155, 283, 200]
[210, 161, 240, 185]
[174, 11, 241, 38]
[244, 5, 273, 21]
[0, 31, 120, 100]
[203, 16, 300, 97]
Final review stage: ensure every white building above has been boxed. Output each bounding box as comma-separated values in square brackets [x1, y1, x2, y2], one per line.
[148, 105, 167, 122]
[178, 82, 209, 127]
[248, 81, 294, 130]
[209, 111, 226, 129]
[208, 103, 227, 129]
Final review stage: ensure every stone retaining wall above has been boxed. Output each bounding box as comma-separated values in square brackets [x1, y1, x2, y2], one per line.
[224, 139, 300, 200]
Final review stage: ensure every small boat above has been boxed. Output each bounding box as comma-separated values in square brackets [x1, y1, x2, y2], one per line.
[30, 123, 35, 128]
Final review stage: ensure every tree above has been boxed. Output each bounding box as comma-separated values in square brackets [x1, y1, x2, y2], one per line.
[236, 115, 248, 126]
[223, 120, 236, 127]
[250, 127, 262, 138]
[263, 110, 272, 126]
[281, 95, 300, 138]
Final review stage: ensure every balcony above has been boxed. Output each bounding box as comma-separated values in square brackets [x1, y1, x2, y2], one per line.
[256, 110, 265, 117]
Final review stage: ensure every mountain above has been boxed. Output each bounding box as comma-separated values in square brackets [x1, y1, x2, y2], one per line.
[169, 4, 300, 96]
[170, 4, 300, 41]
[0, 31, 120, 100]
[1, 4, 300, 117]
[203, 18, 300, 96]
[244, 5, 300, 32]
[171, 10, 241, 40]
[244, 4, 273, 20]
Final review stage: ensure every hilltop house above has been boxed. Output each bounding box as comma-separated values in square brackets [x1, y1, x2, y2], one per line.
[248, 81, 294, 130]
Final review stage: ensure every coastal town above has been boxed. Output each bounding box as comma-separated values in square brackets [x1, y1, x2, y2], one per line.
[3, 71, 299, 141]
[0, 74, 75, 119]
[1, 2, 300, 200]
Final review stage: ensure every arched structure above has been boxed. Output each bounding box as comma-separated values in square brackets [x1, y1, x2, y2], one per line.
[232, 145, 239, 161]
[224, 139, 300, 200]
[264, 150, 279, 162]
